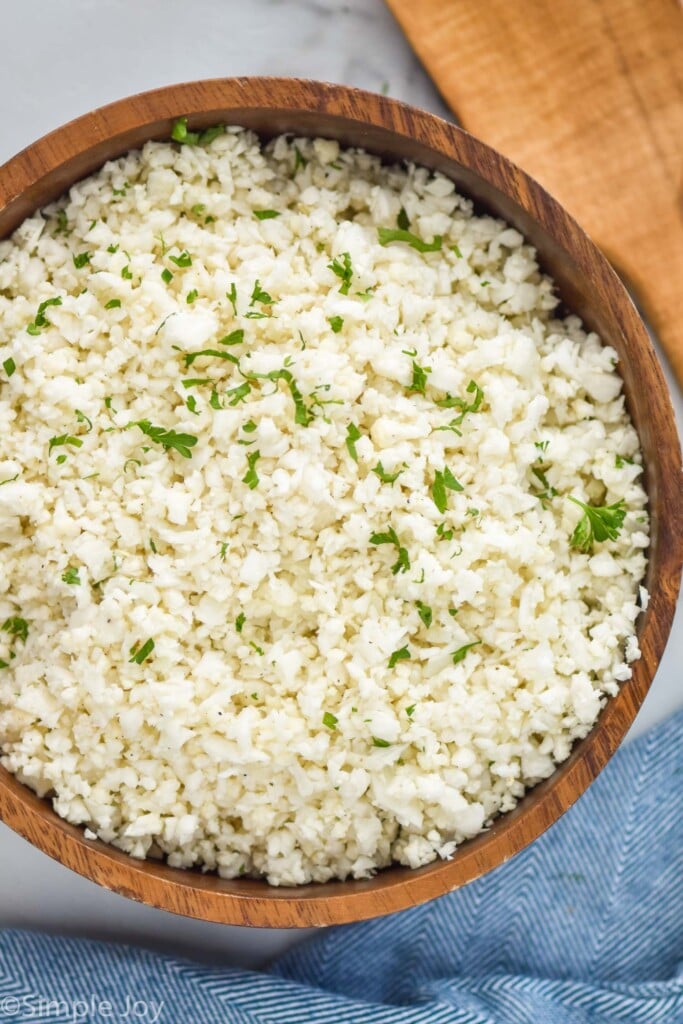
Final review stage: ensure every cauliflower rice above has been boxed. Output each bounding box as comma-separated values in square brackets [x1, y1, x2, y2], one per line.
[0, 128, 648, 885]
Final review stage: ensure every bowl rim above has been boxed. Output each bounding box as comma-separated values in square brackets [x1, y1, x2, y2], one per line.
[0, 76, 681, 929]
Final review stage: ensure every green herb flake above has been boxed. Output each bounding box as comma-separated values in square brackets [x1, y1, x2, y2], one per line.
[370, 526, 410, 575]
[432, 467, 464, 514]
[452, 641, 481, 665]
[107, 243, 119, 254]
[293, 144, 308, 172]
[2, 617, 29, 643]
[372, 737, 392, 748]
[451, 243, 463, 258]
[235, 612, 246, 633]
[61, 567, 81, 586]
[242, 449, 261, 489]
[186, 395, 199, 415]
[345, 423, 362, 462]
[323, 711, 338, 730]
[328, 252, 353, 295]
[130, 421, 198, 459]
[3, 357, 16, 378]
[243, 420, 257, 433]
[416, 600, 432, 628]
[388, 646, 411, 669]
[75, 409, 93, 433]
[121, 265, 133, 280]
[407, 359, 431, 396]
[535, 440, 550, 455]
[27, 296, 62, 335]
[104, 298, 121, 310]
[169, 250, 192, 268]
[254, 209, 281, 220]
[129, 637, 155, 665]
[397, 206, 410, 230]
[249, 280, 273, 308]
[186, 289, 198, 304]
[568, 496, 627, 553]
[436, 521, 454, 541]
[221, 329, 245, 346]
[49, 434, 83, 456]
[161, 268, 173, 285]
[615, 455, 635, 469]
[226, 283, 238, 316]
[72, 251, 91, 269]
[378, 227, 442, 253]
[171, 116, 199, 145]
[227, 381, 251, 406]
[372, 461, 403, 484]
[328, 315, 344, 334]
[406, 704, 416, 718]
[184, 348, 240, 368]
[249, 641, 265, 656]
[210, 389, 222, 410]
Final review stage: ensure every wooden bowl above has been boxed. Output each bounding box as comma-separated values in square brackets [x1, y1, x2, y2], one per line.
[0, 78, 681, 929]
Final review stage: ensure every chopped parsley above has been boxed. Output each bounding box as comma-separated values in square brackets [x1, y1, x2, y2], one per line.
[532, 465, 557, 505]
[436, 521, 454, 541]
[242, 367, 313, 426]
[104, 298, 121, 309]
[451, 243, 463, 258]
[452, 641, 481, 665]
[249, 641, 265, 656]
[171, 117, 224, 146]
[568, 496, 627, 552]
[130, 421, 198, 459]
[345, 423, 362, 462]
[129, 637, 155, 665]
[61, 567, 81, 586]
[227, 283, 238, 315]
[254, 209, 281, 220]
[235, 612, 246, 633]
[435, 381, 484, 436]
[293, 144, 308, 172]
[388, 646, 411, 669]
[372, 461, 403, 484]
[615, 454, 635, 469]
[432, 466, 464, 513]
[210, 389, 222, 410]
[227, 381, 251, 406]
[2, 617, 29, 644]
[27, 296, 62, 335]
[370, 526, 410, 575]
[49, 434, 83, 458]
[72, 251, 91, 269]
[242, 449, 261, 489]
[535, 440, 550, 455]
[397, 206, 410, 230]
[407, 359, 431, 396]
[107, 243, 119, 254]
[378, 227, 442, 253]
[169, 250, 192, 268]
[243, 420, 257, 433]
[184, 348, 239, 368]
[186, 289, 198, 304]
[121, 265, 133, 280]
[372, 737, 391, 748]
[327, 252, 353, 294]
[185, 395, 199, 415]
[328, 316, 344, 334]
[249, 279, 273, 308]
[220, 329, 244, 346]
[406, 704, 416, 718]
[75, 409, 93, 432]
[161, 268, 173, 284]
[415, 600, 432, 628]
[322, 711, 338, 730]
[3, 357, 16, 378]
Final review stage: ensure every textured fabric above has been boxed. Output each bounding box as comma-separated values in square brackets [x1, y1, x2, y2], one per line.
[0, 710, 681, 1023]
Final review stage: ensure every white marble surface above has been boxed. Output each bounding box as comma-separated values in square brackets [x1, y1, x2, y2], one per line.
[0, 0, 680, 970]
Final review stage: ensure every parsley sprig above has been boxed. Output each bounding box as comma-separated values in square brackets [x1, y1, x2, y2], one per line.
[568, 496, 627, 552]
[432, 466, 464, 513]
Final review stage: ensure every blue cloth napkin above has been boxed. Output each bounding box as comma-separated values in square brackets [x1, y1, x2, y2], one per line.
[1, 710, 681, 1024]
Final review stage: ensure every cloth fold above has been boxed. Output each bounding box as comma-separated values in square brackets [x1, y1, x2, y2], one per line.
[1, 711, 681, 1023]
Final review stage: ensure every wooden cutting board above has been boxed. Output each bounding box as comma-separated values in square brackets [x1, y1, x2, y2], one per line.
[385, 0, 683, 388]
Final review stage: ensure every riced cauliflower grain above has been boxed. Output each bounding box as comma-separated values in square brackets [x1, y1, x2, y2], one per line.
[0, 129, 648, 884]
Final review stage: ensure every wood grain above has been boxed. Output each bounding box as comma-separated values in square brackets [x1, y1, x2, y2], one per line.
[0, 78, 681, 928]
[386, 0, 683, 385]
